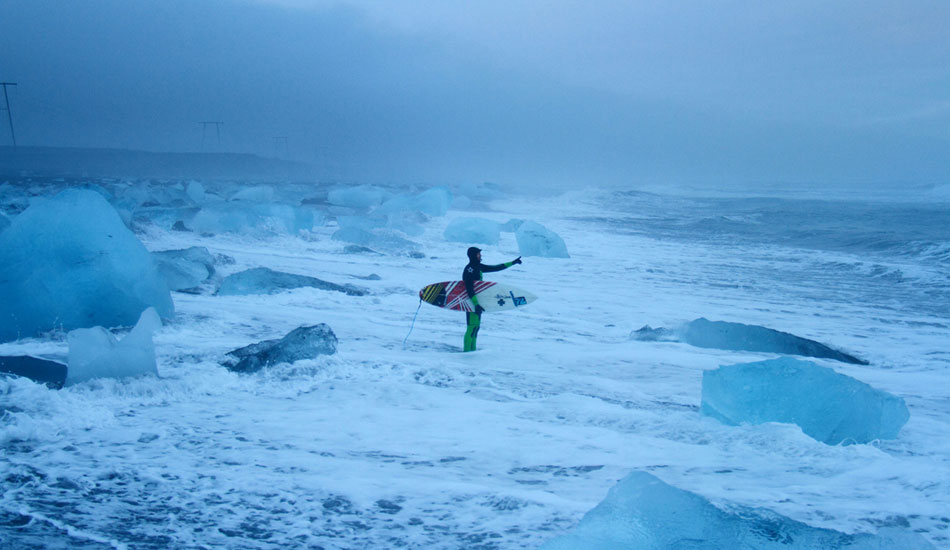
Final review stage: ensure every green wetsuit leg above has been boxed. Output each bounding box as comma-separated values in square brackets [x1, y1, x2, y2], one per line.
[464, 311, 481, 352]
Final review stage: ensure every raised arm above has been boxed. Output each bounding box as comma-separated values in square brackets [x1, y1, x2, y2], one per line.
[480, 257, 522, 273]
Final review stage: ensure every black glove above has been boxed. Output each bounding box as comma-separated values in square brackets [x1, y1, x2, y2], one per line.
[475, 305, 485, 314]
[512, 256, 522, 265]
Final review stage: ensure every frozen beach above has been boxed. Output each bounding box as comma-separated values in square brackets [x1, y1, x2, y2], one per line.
[1, 179, 949, 549]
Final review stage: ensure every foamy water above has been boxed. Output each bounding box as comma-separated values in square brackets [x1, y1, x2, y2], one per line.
[1, 184, 948, 549]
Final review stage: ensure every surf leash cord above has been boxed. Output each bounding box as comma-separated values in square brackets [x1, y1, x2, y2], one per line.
[402, 299, 422, 349]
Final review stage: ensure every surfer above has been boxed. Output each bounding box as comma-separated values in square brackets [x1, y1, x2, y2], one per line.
[463, 247, 522, 352]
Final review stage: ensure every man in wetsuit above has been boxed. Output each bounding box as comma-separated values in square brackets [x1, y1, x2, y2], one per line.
[463, 246, 522, 352]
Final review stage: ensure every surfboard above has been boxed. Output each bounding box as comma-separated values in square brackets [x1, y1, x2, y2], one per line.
[419, 281, 537, 313]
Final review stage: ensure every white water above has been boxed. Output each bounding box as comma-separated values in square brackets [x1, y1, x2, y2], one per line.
[1, 184, 948, 549]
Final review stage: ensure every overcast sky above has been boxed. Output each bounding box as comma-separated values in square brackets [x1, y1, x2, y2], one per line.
[1, 0, 948, 187]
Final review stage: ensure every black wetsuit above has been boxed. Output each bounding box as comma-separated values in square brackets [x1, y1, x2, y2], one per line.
[462, 260, 514, 351]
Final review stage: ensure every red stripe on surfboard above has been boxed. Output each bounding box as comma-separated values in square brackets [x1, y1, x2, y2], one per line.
[446, 280, 496, 312]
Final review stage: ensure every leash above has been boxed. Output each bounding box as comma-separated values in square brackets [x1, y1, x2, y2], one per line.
[402, 299, 422, 349]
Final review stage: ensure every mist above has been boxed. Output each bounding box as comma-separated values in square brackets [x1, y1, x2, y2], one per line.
[2, 0, 948, 187]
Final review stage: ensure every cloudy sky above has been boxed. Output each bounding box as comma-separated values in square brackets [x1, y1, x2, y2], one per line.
[1, 0, 948, 187]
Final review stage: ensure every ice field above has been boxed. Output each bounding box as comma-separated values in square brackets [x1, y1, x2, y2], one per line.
[1, 179, 949, 549]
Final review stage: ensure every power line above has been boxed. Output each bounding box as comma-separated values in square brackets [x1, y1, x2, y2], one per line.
[198, 121, 223, 151]
[0, 82, 17, 147]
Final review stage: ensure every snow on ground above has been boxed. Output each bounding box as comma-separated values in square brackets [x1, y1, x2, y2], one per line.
[1, 184, 948, 549]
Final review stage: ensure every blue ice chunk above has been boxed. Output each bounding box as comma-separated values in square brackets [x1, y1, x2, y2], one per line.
[452, 194, 472, 209]
[0, 356, 67, 389]
[0, 212, 9, 233]
[0, 189, 174, 342]
[217, 267, 367, 296]
[376, 187, 449, 216]
[327, 185, 391, 209]
[133, 205, 200, 231]
[66, 308, 162, 385]
[500, 218, 524, 232]
[701, 357, 910, 445]
[185, 181, 206, 204]
[416, 186, 453, 216]
[143, 183, 188, 207]
[543, 471, 935, 550]
[515, 220, 569, 258]
[152, 247, 216, 291]
[684, 318, 867, 364]
[331, 226, 419, 251]
[444, 217, 500, 245]
[384, 211, 426, 237]
[332, 226, 376, 246]
[225, 324, 337, 373]
[343, 244, 382, 255]
[188, 203, 313, 235]
[230, 185, 274, 202]
[337, 215, 385, 231]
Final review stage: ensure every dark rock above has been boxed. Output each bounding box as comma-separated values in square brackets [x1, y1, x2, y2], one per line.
[632, 318, 867, 365]
[217, 267, 367, 297]
[225, 324, 337, 373]
[0, 356, 67, 389]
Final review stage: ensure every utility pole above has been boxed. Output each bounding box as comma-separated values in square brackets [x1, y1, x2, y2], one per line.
[273, 136, 288, 159]
[0, 82, 17, 147]
[198, 121, 223, 151]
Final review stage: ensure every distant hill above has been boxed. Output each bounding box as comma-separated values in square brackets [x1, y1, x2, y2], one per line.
[0, 146, 315, 180]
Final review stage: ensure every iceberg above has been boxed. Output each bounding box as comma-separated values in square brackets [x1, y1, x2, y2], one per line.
[188, 203, 314, 235]
[185, 180, 206, 204]
[152, 246, 216, 291]
[412, 186, 452, 216]
[327, 185, 390, 209]
[515, 220, 570, 258]
[0, 355, 68, 389]
[701, 357, 910, 445]
[443, 217, 500, 245]
[217, 267, 367, 296]
[229, 185, 274, 202]
[66, 308, 163, 385]
[500, 218, 524, 232]
[631, 318, 867, 365]
[378, 186, 452, 217]
[224, 324, 337, 373]
[343, 244, 382, 255]
[331, 226, 419, 252]
[0, 189, 174, 342]
[543, 471, 935, 550]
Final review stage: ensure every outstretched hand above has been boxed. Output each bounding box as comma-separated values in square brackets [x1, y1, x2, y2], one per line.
[513, 256, 522, 265]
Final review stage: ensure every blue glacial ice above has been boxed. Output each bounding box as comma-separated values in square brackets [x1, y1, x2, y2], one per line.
[224, 323, 338, 373]
[0, 355, 68, 389]
[327, 184, 391, 209]
[152, 246, 217, 291]
[185, 180, 206, 204]
[515, 220, 570, 258]
[0, 189, 174, 342]
[188, 203, 316, 235]
[543, 470, 935, 550]
[331, 225, 419, 252]
[632, 318, 867, 365]
[377, 186, 453, 217]
[66, 308, 163, 385]
[443, 217, 501, 245]
[217, 267, 367, 296]
[0, 212, 10, 233]
[701, 357, 910, 445]
[229, 185, 274, 202]
[500, 218, 525, 232]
